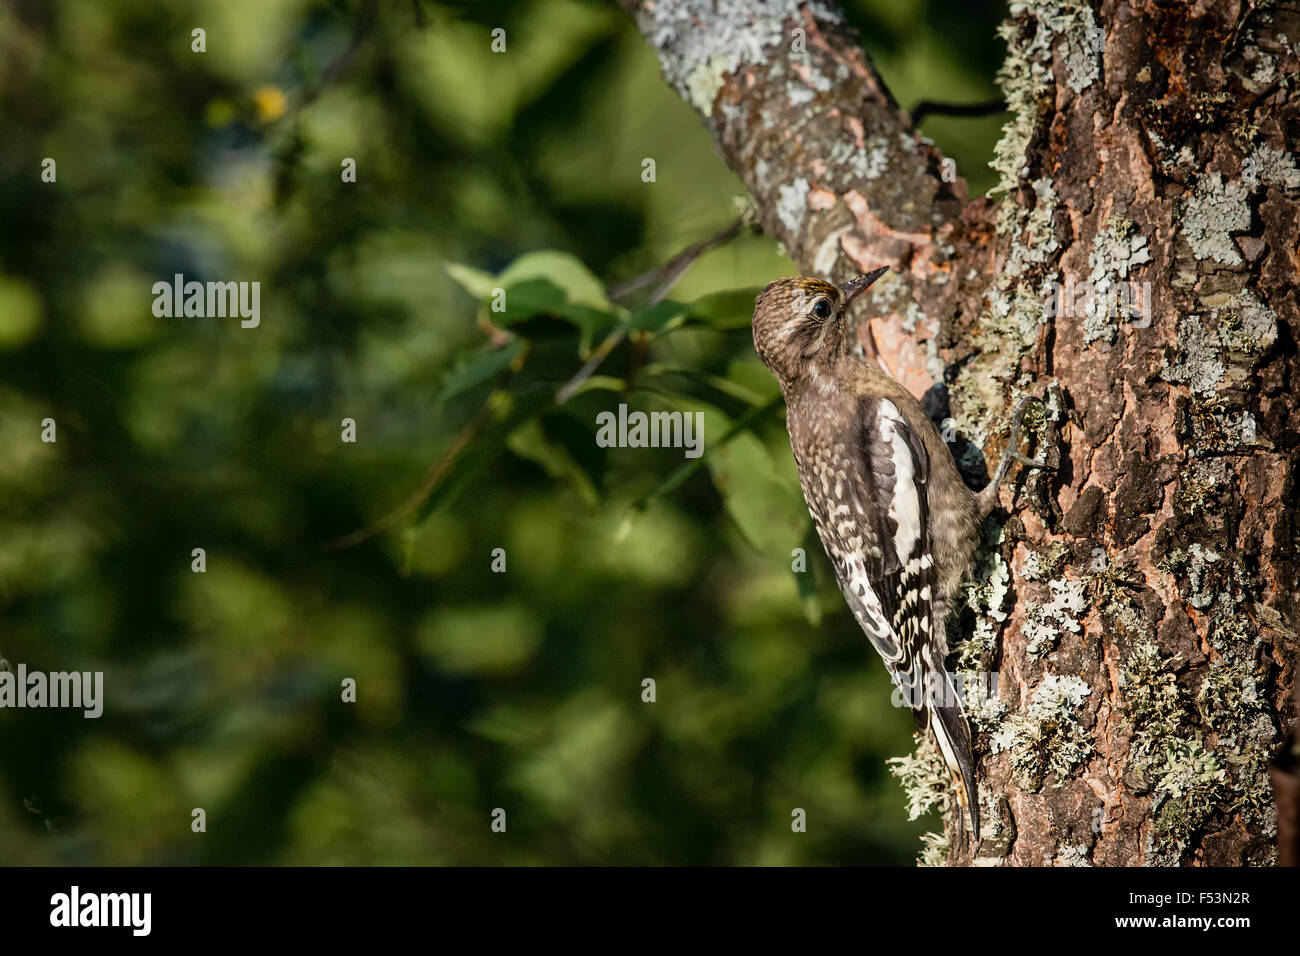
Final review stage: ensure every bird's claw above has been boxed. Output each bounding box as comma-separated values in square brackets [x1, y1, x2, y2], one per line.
[975, 395, 1054, 520]
[1010, 452, 1053, 470]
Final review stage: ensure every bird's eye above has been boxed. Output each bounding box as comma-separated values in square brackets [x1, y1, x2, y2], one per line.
[811, 297, 832, 319]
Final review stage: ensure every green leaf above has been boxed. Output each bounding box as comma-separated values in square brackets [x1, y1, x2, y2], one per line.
[706, 430, 806, 554]
[497, 278, 615, 341]
[444, 261, 497, 302]
[437, 339, 525, 405]
[506, 415, 601, 507]
[414, 382, 552, 527]
[447, 252, 619, 344]
[498, 250, 609, 309]
[496, 277, 564, 319]
[686, 288, 764, 330]
[795, 522, 823, 627]
[627, 394, 783, 513]
[638, 365, 769, 407]
[626, 299, 688, 333]
[541, 410, 607, 499]
[564, 374, 624, 397]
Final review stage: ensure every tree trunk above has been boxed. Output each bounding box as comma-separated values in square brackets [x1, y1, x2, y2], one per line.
[621, 0, 1299, 866]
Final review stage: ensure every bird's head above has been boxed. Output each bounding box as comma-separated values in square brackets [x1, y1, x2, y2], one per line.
[751, 267, 888, 387]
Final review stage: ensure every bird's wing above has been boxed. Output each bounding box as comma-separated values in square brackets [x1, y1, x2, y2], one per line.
[821, 396, 938, 703]
[825, 395, 978, 835]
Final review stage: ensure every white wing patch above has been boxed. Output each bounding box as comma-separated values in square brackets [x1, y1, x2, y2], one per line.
[877, 400, 922, 564]
[842, 552, 901, 662]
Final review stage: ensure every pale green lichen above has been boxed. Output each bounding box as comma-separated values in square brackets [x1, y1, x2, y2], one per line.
[1231, 713, 1283, 828]
[776, 177, 810, 235]
[1022, 576, 1087, 659]
[1248, 141, 1300, 189]
[1126, 545, 1281, 863]
[887, 734, 952, 821]
[826, 133, 890, 181]
[999, 177, 1060, 268]
[1083, 219, 1153, 346]
[1195, 611, 1280, 834]
[1197, 658, 1262, 733]
[1170, 283, 1279, 395]
[917, 830, 950, 867]
[977, 793, 1007, 843]
[990, 673, 1094, 791]
[953, 275, 1052, 449]
[1023, 543, 1069, 582]
[1120, 640, 1184, 741]
[636, 0, 841, 118]
[958, 520, 1010, 670]
[1210, 608, 1257, 653]
[1102, 214, 1134, 242]
[961, 667, 1007, 730]
[1160, 542, 1240, 612]
[1180, 173, 1251, 266]
[993, 276, 1055, 342]
[1217, 289, 1279, 354]
[1056, 842, 1093, 866]
[1168, 457, 1238, 531]
[991, 1, 1098, 195]
[1096, 572, 1146, 637]
[1061, 5, 1102, 93]
[684, 55, 733, 114]
[956, 176, 1058, 443]
[1161, 316, 1227, 398]
[951, 322, 1036, 447]
[991, 8, 1055, 195]
[1144, 740, 1228, 865]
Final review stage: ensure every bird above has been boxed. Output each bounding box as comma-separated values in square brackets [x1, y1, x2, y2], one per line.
[751, 267, 1047, 840]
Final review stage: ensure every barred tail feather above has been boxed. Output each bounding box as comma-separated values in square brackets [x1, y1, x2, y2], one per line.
[928, 692, 980, 841]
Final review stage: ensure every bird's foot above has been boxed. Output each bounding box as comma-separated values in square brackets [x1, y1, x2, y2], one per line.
[1009, 451, 1052, 469]
[976, 397, 1054, 520]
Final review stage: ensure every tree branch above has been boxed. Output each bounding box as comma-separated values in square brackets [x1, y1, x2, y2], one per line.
[617, 0, 995, 396]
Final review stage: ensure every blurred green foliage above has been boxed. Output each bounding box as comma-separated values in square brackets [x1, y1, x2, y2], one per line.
[0, 0, 1005, 864]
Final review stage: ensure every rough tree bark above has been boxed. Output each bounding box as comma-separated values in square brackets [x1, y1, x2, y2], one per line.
[621, 0, 1299, 866]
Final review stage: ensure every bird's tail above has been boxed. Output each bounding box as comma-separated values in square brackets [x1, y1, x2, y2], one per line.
[927, 679, 980, 841]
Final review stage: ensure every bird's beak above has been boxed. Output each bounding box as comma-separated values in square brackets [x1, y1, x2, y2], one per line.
[838, 266, 889, 306]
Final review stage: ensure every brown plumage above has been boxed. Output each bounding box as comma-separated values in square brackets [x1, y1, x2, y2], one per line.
[752, 268, 1044, 839]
